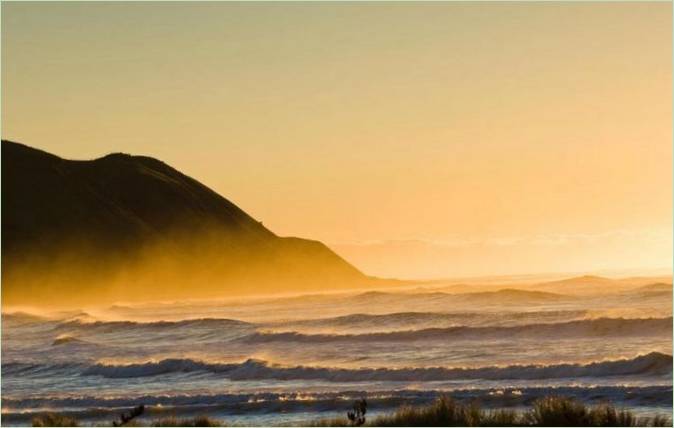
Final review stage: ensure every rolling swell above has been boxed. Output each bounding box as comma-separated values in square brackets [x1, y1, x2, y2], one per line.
[247, 317, 672, 343]
[58, 318, 254, 332]
[82, 352, 672, 380]
[266, 310, 589, 331]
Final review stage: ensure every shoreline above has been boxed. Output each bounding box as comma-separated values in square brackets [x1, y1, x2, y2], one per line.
[5, 392, 672, 427]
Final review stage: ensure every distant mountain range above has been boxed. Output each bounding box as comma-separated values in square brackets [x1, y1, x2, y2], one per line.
[2, 140, 379, 306]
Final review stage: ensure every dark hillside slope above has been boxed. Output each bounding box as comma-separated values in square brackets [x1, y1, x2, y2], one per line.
[3, 141, 275, 255]
[2, 140, 367, 305]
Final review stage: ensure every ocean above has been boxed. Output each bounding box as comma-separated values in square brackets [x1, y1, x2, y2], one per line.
[2, 280, 672, 426]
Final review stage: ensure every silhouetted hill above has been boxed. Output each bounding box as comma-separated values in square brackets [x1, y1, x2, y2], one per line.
[3, 141, 276, 254]
[2, 140, 369, 305]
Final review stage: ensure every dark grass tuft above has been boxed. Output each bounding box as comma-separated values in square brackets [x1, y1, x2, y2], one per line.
[525, 396, 672, 427]
[150, 416, 224, 426]
[32, 413, 80, 427]
[31, 415, 224, 427]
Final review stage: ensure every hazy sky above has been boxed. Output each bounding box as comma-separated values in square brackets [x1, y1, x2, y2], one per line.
[3, 2, 672, 279]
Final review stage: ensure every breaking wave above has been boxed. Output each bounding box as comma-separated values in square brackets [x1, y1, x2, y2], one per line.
[3, 385, 671, 427]
[248, 317, 672, 343]
[3, 385, 671, 412]
[81, 352, 672, 380]
[52, 334, 87, 346]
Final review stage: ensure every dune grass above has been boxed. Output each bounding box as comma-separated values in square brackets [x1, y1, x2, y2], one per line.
[523, 396, 642, 427]
[32, 413, 80, 427]
[365, 396, 521, 427]
[31, 396, 672, 427]
[312, 396, 672, 427]
[30, 415, 223, 427]
[148, 416, 223, 426]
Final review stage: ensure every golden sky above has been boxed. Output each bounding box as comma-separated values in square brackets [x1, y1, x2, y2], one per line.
[2, 2, 672, 279]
